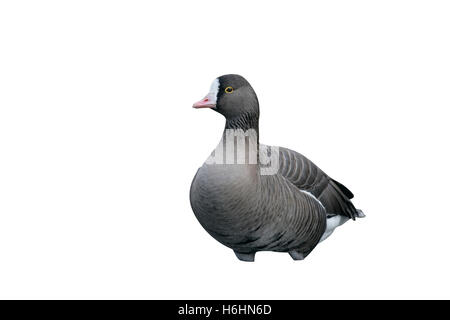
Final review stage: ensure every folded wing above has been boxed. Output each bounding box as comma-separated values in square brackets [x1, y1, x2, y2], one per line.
[276, 146, 359, 220]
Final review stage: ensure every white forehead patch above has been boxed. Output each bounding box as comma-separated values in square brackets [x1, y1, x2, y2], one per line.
[208, 78, 220, 101]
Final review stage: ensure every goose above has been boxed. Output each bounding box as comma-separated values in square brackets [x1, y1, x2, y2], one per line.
[190, 74, 364, 261]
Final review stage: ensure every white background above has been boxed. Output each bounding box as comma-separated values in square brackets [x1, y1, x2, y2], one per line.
[1, 1, 449, 299]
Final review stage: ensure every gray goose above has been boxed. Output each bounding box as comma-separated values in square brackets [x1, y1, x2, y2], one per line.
[190, 74, 364, 261]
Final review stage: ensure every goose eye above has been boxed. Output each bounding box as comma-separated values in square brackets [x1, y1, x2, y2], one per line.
[224, 86, 233, 94]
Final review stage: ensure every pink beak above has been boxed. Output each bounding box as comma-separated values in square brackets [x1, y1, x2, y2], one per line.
[193, 95, 216, 109]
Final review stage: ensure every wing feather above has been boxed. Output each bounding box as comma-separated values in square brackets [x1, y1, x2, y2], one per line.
[275, 146, 358, 220]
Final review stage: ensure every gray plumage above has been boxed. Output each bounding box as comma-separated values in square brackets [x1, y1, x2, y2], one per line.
[277, 147, 361, 220]
[190, 74, 364, 261]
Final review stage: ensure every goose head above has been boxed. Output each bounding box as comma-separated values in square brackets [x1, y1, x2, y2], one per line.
[193, 74, 259, 121]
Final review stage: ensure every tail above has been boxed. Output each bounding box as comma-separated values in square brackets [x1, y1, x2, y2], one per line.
[356, 209, 366, 218]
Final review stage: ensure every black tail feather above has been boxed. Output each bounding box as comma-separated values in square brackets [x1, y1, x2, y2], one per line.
[331, 178, 354, 199]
